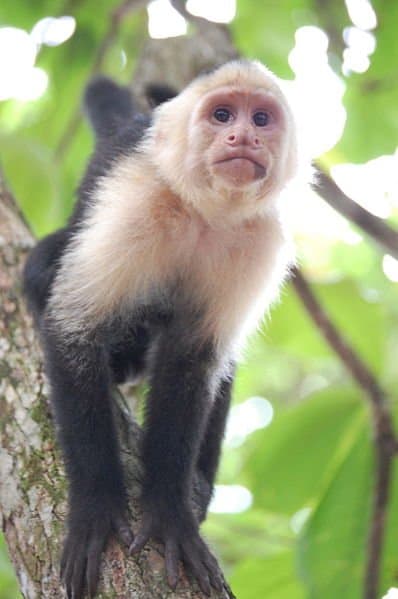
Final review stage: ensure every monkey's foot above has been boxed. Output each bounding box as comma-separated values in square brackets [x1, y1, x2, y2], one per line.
[61, 506, 133, 599]
[130, 508, 223, 596]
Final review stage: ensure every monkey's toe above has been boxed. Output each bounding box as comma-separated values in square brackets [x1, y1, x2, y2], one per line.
[61, 507, 133, 599]
[179, 531, 223, 595]
[130, 509, 223, 595]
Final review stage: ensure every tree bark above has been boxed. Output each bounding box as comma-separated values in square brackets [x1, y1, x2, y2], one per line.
[0, 173, 234, 598]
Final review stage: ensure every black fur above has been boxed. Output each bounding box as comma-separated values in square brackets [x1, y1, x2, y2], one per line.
[23, 77, 233, 598]
[145, 82, 178, 107]
[84, 76, 138, 138]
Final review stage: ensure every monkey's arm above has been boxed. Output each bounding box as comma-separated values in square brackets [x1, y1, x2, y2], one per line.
[23, 229, 71, 326]
[130, 320, 223, 595]
[42, 324, 133, 599]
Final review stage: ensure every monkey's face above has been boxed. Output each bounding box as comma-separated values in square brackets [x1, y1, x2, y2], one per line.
[151, 61, 299, 222]
[187, 85, 291, 195]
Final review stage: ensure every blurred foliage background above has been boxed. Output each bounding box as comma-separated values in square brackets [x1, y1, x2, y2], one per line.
[1, 1, 398, 598]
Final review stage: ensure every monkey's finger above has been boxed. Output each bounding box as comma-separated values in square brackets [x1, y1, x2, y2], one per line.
[64, 546, 87, 599]
[192, 568, 211, 597]
[207, 567, 223, 592]
[71, 559, 87, 599]
[61, 553, 75, 597]
[180, 539, 213, 596]
[61, 525, 89, 580]
[207, 565, 223, 593]
[113, 515, 134, 547]
[129, 527, 151, 554]
[197, 543, 223, 591]
[86, 533, 107, 598]
[60, 549, 68, 582]
[60, 535, 75, 582]
[165, 538, 180, 589]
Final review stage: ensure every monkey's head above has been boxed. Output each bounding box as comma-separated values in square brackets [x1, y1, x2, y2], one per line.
[146, 60, 299, 223]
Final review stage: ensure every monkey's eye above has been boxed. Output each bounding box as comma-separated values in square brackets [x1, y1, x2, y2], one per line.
[213, 108, 232, 123]
[253, 111, 270, 127]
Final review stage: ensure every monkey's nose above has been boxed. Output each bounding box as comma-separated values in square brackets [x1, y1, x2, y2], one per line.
[226, 129, 260, 147]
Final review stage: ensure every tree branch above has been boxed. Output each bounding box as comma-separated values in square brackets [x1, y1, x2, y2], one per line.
[290, 266, 397, 599]
[0, 172, 234, 598]
[313, 167, 398, 260]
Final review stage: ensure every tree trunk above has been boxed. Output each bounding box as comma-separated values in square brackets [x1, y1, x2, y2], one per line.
[0, 172, 234, 597]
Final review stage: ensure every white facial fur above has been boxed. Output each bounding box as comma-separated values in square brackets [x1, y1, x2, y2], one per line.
[147, 60, 299, 224]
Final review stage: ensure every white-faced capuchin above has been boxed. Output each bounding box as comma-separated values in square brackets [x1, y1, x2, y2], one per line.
[23, 60, 300, 598]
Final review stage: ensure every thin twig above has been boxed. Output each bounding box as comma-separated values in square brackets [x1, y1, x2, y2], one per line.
[291, 266, 397, 599]
[170, 0, 237, 45]
[313, 167, 398, 260]
[54, 0, 147, 161]
[170, 0, 208, 28]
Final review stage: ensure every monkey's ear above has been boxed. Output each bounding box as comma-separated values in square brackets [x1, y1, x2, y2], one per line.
[145, 83, 178, 107]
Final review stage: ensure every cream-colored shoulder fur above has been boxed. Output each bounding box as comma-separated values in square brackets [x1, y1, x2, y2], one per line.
[49, 151, 292, 349]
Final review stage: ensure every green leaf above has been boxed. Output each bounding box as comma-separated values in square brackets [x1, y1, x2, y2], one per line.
[297, 423, 372, 599]
[245, 388, 365, 513]
[231, 552, 305, 599]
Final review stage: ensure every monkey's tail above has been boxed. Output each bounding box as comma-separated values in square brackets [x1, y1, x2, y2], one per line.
[83, 76, 137, 139]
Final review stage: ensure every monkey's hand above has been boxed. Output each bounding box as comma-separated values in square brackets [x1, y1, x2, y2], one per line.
[130, 503, 223, 596]
[61, 501, 133, 599]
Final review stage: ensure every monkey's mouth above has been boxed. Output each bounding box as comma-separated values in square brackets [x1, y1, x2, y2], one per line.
[214, 156, 267, 182]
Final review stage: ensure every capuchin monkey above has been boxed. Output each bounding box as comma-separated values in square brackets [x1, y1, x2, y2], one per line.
[23, 60, 299, 598]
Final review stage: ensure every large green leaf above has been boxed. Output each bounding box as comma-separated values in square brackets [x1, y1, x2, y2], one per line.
[231, 552, 305, 599]
[297, 424, 372, 599]
[245, 388, 365, 513]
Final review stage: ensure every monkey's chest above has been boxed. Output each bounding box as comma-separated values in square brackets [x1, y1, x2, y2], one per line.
[174, 223, 248, 289]
[161, 220, 287, 346]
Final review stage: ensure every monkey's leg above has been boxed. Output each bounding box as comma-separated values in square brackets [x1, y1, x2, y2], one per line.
[130, 330, 223, 595]
[43, 328, 133, 599]
[196, 371, 235, 521]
